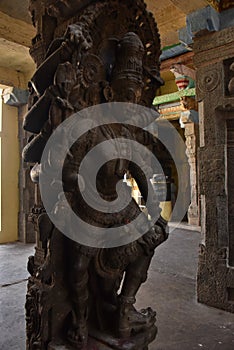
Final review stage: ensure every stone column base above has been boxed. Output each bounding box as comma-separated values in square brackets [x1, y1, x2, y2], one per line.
[48, 325, 157, 350]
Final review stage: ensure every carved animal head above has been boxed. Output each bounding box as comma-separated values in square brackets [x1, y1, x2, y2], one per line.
[104, 32, 145, 103]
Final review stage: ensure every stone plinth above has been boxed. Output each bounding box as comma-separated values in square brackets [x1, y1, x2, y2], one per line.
[48, 326, 157, 350]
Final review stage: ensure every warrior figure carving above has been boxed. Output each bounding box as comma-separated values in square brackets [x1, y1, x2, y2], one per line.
[23, 1, 168, 349]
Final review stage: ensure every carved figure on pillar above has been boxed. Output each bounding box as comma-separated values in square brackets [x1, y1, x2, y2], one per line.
[23, 1, 168, 349]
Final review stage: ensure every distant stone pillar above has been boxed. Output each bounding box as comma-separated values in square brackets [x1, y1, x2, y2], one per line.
[180, 109, 199, 226]
[3, 87, 36, 243]
[18, 105, 36, 243]
[193, 23, 234, 311]
[170, 63, 200, 226]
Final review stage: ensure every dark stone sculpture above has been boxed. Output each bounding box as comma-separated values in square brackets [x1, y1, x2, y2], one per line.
[23, 1, 168, 349]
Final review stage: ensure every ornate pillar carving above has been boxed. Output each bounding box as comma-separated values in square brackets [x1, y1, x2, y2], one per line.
[193, 25, 234, 312]
[170, 62, 200, 226]
[180, 109, 199, 226]
[23, 1, 168, 349]
[2, 88, 36, 243]
[19, 105, 37, 243]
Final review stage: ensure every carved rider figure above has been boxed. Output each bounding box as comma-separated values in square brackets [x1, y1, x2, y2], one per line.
[60, 32, 168, 348]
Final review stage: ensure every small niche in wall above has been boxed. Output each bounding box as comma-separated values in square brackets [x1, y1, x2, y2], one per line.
[227, 287, 234, 303]
[224, 58, 234, 96]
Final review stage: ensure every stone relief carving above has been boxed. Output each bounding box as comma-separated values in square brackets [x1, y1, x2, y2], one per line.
[23, 1, 168, 349]
[194, 26, 234, 314]
[197, 69, 220, 93]
[227, 61, 234, 95]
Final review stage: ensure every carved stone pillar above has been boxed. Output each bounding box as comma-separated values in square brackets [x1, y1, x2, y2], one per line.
[193, 26, 234, 312]
[3, 88, 36, 243]
[169, 63, 200, 226]
[19, 106, 37, 243]
[23, 1, 167, 349]
[180, 110, 199, 226]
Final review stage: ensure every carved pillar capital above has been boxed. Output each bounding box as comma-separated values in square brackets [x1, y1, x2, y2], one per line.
[179, 109, 199, 128]
[179, 6, 234, 47]
[180, 96, 198, 111]
[2, 87, 29, 106]
[170, 63, 195, 91]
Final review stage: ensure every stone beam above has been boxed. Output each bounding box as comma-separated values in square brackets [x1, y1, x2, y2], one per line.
[153, 88, 196, 105]
[0, 11, 35, 48]
[0, 38, 35, 76]
[160, 30, 180, 48]
[0, 66, 27, 89]
[169, 0, 208, 14]
[146, 1, 186, 47]
[155, 5, 186, 33]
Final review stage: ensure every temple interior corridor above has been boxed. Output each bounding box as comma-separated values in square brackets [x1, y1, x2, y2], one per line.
[0, 1, 234, 349]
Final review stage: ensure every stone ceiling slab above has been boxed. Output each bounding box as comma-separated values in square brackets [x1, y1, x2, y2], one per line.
[0, 11, 35, 47]
[0, 0, 31, 23]
[169, 0, 208, 14]
[0, 0, 216, 79]
[0, 38, 35, 75]
[0, 0, 211, 49]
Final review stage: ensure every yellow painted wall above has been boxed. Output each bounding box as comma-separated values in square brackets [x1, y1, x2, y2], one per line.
[157, 71, 178, 96]
[0, 96, 19, 243]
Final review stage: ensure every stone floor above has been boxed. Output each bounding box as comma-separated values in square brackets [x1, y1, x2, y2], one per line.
[1, 226, 234, 350]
